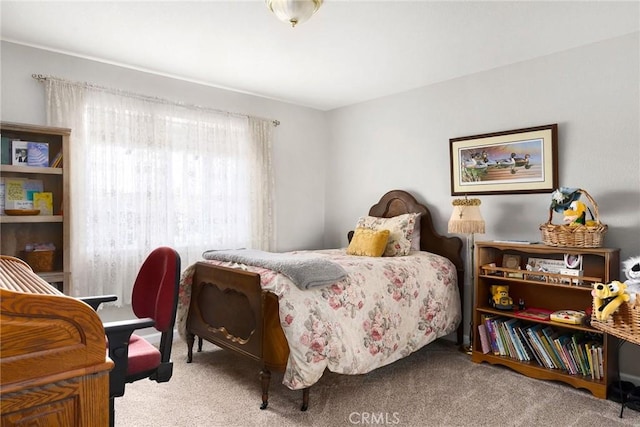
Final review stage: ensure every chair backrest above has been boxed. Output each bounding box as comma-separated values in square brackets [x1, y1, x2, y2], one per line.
[131, 247, 181, 333]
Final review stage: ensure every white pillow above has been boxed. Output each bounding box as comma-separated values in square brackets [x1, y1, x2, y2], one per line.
[355, 213, 420, 257]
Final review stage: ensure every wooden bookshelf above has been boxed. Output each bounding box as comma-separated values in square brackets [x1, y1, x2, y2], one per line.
[471, 241, 620, 399]
[1, 122, 70, 293]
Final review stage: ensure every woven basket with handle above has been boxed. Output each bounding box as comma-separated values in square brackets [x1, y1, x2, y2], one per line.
[539, 188, 607, 248]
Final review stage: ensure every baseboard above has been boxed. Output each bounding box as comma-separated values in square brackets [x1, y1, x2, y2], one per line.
[621, 372, 640, 386]
[139, 330, 162, 345]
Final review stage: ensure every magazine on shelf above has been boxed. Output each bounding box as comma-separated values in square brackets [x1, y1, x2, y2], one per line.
[515, 307, 553, 321]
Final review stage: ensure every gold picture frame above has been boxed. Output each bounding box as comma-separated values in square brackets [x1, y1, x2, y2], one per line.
[502, 254, 522, 270]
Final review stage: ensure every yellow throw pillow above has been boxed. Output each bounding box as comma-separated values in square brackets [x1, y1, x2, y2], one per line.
[346, 228, 390, 257]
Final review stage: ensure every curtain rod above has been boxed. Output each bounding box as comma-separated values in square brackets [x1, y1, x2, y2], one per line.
[32, 74, 280, 127]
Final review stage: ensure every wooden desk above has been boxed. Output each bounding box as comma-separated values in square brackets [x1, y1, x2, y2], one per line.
[1, 256, 113, 426]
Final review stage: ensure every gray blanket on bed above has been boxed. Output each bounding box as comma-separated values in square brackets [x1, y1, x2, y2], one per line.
[201, 249, 348, 290]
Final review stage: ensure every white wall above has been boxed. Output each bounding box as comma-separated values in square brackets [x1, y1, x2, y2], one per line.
[0, 41, 329, 252]
[325, 32, 640, 379]
[2, 32, 639, 379]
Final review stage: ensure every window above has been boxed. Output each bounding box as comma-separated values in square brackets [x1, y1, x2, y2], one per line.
[46, 78, 274, 303]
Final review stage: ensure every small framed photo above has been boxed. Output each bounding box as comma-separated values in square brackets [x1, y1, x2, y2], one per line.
[502, 254, 521, 270]
[564, 253, 583, 270]
[12, 140, 28, 165]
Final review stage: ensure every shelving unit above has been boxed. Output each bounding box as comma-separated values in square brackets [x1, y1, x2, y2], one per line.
[471, 241, 620, 399]
[1, 122, 70, 293]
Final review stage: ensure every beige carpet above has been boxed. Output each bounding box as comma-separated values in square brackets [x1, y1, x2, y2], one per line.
[115, 339, 640, 427]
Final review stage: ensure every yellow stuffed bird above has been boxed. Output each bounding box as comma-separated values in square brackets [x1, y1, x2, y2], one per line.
[563, 200, 586, 225]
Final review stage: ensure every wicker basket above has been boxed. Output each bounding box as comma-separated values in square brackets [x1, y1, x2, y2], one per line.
[24, 250, 55, 272]
[539, 188, 607, 248]
[591, 298, 640, 345]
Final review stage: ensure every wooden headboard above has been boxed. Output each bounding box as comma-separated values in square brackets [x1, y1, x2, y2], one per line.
[349, 189, 464, 344]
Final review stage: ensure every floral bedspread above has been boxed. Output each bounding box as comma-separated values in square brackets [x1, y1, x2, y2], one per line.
[176, 249, 461, 390]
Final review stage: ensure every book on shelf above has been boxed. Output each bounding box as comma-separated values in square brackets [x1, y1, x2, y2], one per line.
[26, 142, 49, 167]
[477, 324, 491, 354]
[516, 325, 543, 366]
[495, 319, 511, 357]
[33, 192, 53, 215]
[588, 344, 602, 380]
[49, 150, 63, 167]
[531, 324, 560, 369]
[11, 140, 28, 165]
[567, 339, 584, 375]
[525, 325, 554, 369]
[1, 136, 11, 165]
[482, 315, 500, 355]
[572, 333, 590, 375]
[486, 317, 507, 356]
[504, 318, 528, 362]
[596, 345, 604, 378]
[479, 315, 608, 377]
[0, 177, 4, 215]
[541, 326, 565, 370]
[552, 334, 575, 374]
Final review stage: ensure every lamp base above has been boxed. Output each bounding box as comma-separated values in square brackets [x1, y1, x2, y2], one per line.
[459, 343, 472, 355]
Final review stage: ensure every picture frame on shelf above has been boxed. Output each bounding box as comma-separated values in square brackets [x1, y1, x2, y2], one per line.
[449, 124, 558, 195]
[502, 254, 521, 270]
[503, 254, 523, 278]
[564, 253, 583, 270]
[11, 140, 28, 165]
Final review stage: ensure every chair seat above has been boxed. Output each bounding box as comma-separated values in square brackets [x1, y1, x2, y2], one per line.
[127, 334, 161, 375]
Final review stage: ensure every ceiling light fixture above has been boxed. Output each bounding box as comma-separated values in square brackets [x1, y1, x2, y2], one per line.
[266, 0, 323, 28]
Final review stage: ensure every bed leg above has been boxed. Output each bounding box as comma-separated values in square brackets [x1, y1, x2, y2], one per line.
[259, 368, 271, 410]
[186, 332, 195, 363]
[301, 388, 309, 411]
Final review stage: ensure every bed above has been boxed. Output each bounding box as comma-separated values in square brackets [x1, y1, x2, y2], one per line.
[177, 189, 464, 410]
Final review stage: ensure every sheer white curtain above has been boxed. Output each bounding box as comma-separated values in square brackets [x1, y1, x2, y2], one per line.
[45, 78, 274, 304]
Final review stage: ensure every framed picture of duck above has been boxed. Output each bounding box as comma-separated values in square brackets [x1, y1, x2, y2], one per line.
[450, 123, 558, 195]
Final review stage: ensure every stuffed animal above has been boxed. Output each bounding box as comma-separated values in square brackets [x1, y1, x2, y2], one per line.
[563, 201, 586, 225]
[592, 280, 630, 321]
[622, 256, 640, 304]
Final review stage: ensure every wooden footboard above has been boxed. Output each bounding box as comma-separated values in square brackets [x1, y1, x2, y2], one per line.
[186, 262, 304, 410]
[186, 262, 289, 371]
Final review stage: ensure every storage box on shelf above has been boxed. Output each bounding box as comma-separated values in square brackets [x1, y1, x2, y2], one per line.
[472, 241, 620, 399]
[0, 122, 70, 293]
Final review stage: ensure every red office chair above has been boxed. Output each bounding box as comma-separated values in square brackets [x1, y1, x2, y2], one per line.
[82, 247, 181, 427]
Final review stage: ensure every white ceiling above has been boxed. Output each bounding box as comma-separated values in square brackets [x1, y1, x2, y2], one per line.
[1, 1, 639, 111]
